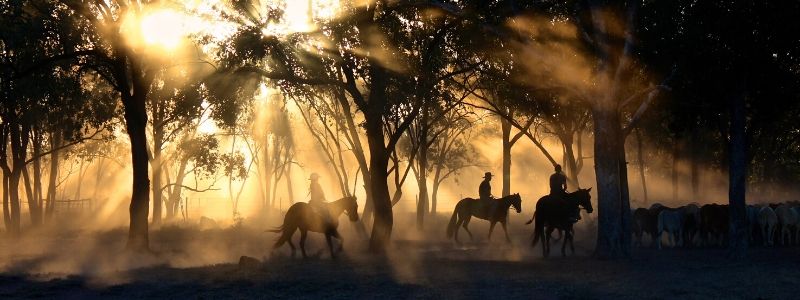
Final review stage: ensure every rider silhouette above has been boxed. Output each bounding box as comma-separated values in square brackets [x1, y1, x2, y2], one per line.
[479, 172, 496, 217]
[550, 165, 579, 222]
[308, 173, 332, 227]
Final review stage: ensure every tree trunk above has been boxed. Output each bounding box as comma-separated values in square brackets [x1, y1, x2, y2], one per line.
[431, 161, 443, 215]
[690, 130, 700, 202]
[45, 131, 61, 219]
[151, 129, 164, 225]
[2, 173, 10, 230]
[592, 106, 629, 259]
[671, 138, 679, 202]
[635, 129, 648, 205]
[31, 133, 43, 226]
[365, 108, 392, 253]
[727, 82, 748, 259]
[123, 92, 151, 251]
[8, 168, 22, 235]
[416, 139, 429, 230]
[8, 124, 29, 235]
[501, 117, 512, 197]
[285, 161, 294, 204]
[563, 135, 580, 189]
[165, 158, 188, 219]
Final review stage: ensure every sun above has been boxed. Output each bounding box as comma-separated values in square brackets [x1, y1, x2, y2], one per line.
[139, 9, 187, 51]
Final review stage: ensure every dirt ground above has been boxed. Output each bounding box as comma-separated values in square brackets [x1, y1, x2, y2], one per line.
[0, 213, 798, 299]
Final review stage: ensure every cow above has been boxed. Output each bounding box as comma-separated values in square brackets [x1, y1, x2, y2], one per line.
[657, 209, 684, 249]
[633, 208, 649, 247]
[758, 206, 778, 246]
[746, 205, 762, 244]
[700, 204, 728, 247]
[775, 204, 799, 245]
[681, 204, 701, 247]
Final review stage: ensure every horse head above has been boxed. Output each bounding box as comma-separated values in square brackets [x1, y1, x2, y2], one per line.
[509, 193, 522, 213]
[576, 187, 593, 213]
[343, 196, 360, 222]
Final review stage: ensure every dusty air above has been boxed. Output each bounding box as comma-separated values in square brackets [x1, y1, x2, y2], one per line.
[0, 0, 798, 298]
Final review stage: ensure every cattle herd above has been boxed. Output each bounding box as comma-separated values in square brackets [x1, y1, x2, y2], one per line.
[632, 202, 800, 249]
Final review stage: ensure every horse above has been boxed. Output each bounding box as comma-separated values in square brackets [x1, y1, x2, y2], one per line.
[269, 196, 359, 258]
[528, 188, 593, 257]
[446, 194, 522, 243]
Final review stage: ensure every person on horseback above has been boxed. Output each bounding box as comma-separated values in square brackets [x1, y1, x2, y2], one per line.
[480, 172, 497, 218]
[308, 173, 333, 228]
[550, 164, 579, 222]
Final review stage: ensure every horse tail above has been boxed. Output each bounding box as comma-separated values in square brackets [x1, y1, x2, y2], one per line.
[525, 210, 537, 225]
[446, 202, 461, 238]
[531, 211, 543, 248]
[267, 225, 284, 233]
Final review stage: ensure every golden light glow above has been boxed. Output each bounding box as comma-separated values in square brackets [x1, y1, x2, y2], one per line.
[139, 9, 187, 50]
[267, 0, 340, 34]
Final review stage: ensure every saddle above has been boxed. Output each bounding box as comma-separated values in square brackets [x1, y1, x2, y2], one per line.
[472, 198, 498, 219]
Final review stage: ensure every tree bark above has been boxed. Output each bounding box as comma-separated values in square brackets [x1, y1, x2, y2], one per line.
[123, 91, 151, 251]
[416, 136, 429, 229]
[501, 117, 512, 197]
[635, 129, 648, 205]
[562, 134, 581, 189]
[45, 131, 61, 219]
[151, 129, 164, 225]
[366, 118, 392, 252]
[30, 131, 43, 226]
[592, 105, 629, 259]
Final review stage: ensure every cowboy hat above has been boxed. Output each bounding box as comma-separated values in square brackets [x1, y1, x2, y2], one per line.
[483, 172, 493, 179]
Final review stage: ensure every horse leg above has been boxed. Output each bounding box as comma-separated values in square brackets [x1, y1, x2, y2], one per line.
[531, 220, 542, 248]
[544, 226, 555, 258]
[463, 216, 474, 241]
[284, 229, 297, 258]
[501, 221, 511, 244]
[488, 221, 497, 242]
[569, 229, 575, 255]
[333, 230, 344, 251]
[326, 234, 336, 259]
[299, 229, 308, 258]
[561, 229, 568, 257]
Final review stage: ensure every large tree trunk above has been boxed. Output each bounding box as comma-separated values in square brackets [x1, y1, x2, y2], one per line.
[123, 91, 151, 251]
[364, 91, 393, 252]
[501, 117, 511, 197]
[592, 106, 629, 259]
[727, 82, 748, 259]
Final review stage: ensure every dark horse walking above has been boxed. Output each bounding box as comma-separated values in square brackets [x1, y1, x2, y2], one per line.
[446, 194, 522, 243]
[270, 196, 359, 258]
[527, 188, 593, 257]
